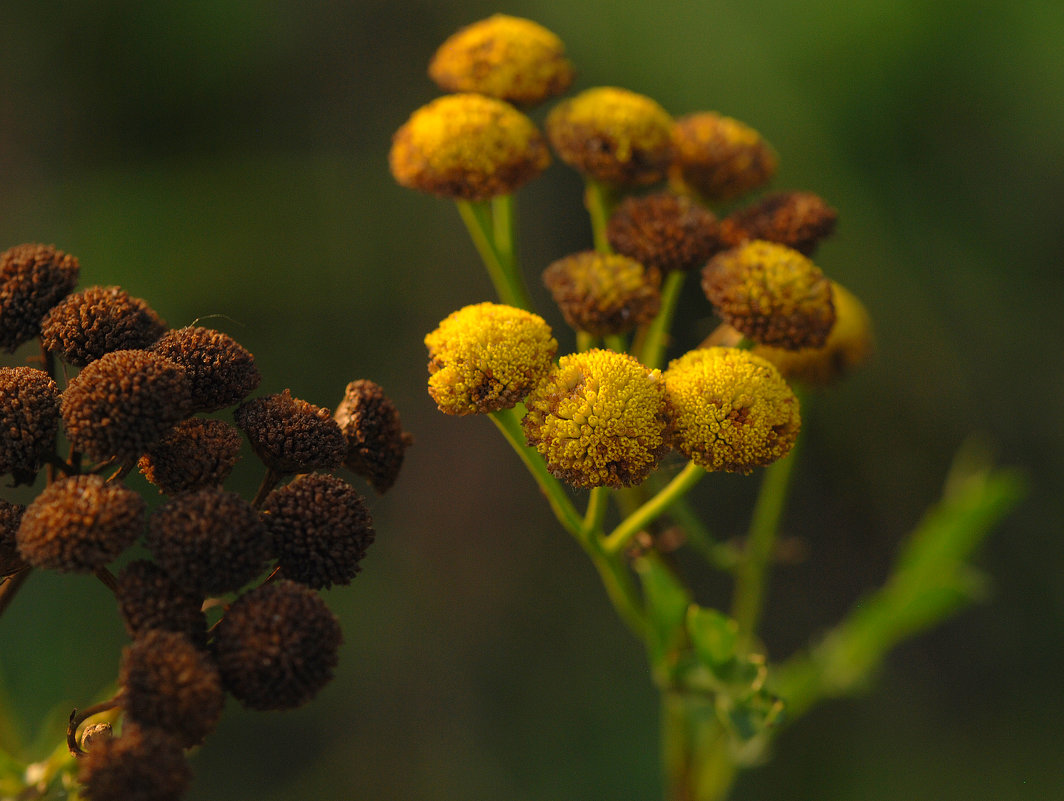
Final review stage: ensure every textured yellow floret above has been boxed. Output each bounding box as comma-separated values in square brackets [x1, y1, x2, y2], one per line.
[664, 347, 800, 473]
[428, 14, 575, 106]
[522, 349, 668, 488]
[426, 303, 557, 415]
[670, 112, 778, 201]
[542, 251, 661, 336]
[546, 87, 675, 186]
[390, 94, 551, 201]
[702, 240, 835, 350]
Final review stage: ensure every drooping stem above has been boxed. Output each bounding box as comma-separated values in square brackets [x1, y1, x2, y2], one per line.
[455, 198, 534, 310]
[638, 270, 686, 370]
[603, 462, 706, 554]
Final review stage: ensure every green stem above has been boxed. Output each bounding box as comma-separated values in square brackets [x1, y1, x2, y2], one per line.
[604, 462, 706, 554]
[665, 496, 739, 571]
[583, 534, 647, 638]
[638, 271, 686, 370]
[455, 198, 534, 310]
[576, 331, 598, 352]
[583, 486, 610, 536]
[604, 333, 628, 353]
[584, 180, 617, 254]
[662, 691, 738, 801]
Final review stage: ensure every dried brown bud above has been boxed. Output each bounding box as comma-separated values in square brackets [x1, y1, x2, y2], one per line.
[542, 251, 661, 336]
[607, 192, 723, 273]
[138, 418, 241, 495]
[40, 286, 167, 366]
[334, 380, 412, 494]
[151, 326, 261, 412]
[719, 191, 838, 256]
[0, 366, 60, 482]
[115, 559, 208, 647]
[77, 725, 190, 801]
[670, 113, 778, 202]
[0, 243, 80, 351]
[234, 390, 346, 474]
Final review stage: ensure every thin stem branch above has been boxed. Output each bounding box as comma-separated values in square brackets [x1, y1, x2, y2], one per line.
[582, 486, 610, 536]
[638, 270, 686, 370]
[603, 462, 706, 554]
[584, 180, 617, 254]
[455, 198, 533, 310]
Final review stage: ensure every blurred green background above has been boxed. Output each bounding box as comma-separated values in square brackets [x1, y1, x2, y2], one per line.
[1, 1, 1062, 799]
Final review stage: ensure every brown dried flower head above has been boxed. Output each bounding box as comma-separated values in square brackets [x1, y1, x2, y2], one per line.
[234, 389, 346, 474]
[40, 285, 167, 366]
[77, 725, 190, 801]
[670, 112, 778, 202]
[542, 251, 661, 336]
[61, 349, 191, 463]
[334, 379, 412, 494]
[16, 474, 145, 572]
[719, 191, 838, 256]
[606, 192, 723, 273]
[151, 326, 261, 413]
[115, 559, 208, 647]
[0, 366, 60, 482]
[0, 243, 80, 351]
[701, 240, 836, 350]
[212, 580, 342, 711]
[138, 417, 242, 495]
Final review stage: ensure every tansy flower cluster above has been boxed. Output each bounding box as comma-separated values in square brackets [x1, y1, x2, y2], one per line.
[0, 242, 411, 800]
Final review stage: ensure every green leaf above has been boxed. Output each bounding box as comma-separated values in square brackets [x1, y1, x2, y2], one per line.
[686, 606, 739, 670]
[635, 554, 691, 675]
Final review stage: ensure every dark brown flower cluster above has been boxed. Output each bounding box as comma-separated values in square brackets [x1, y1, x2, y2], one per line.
[0, 242, 411, 799]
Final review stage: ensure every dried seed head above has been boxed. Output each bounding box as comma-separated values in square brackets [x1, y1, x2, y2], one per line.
[0, 366, 60, 482]
[77, 725, 190, 801]
[701, 240, 836, 350]
[425, 302, 557, 416]
[522, 349, 669, 488]
[428, 14, 574, 106]
[0, 243, 80, 351]
[61, 349, 192, 463]
[0, 499, 26, 577]
[115, 559, 208, 648]
[670, 112, 778, 202]
[333, 379, 412, 494]
[546, 87, 675, 187]
[40, 285, 167, 366]
[262, 473, 375, 589]
[151, 326, 261, 413]
[120, 629, 225, 748]
[606, 191, 723, 273]
[80, 723, 113, 752]
[719, 191, 838, 256]
[138, 418, 242, 495]
[389, 93, 551, 201]
[663, 347, 800, 473]
[542, 251, 661, 336]
[145, 487, 270, 596]
[234, 390, 346, 474]
[212, 580, 342, 711]
[16, 474, 145, 572]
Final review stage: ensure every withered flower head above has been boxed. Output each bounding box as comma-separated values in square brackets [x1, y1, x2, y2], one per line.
[212, 580, 342, 711]
[606, 191, 723, 273]
[262, 473, 375, 590]
[0, 366, 60, 482]
[390, 93, 551, 201]
[16, 474, 145, 572]
[138, 417, 242, 495]
[334, 379, 412, 494]
[40, 285, 167, 366]
[146, 487, 270, 596]
[670, 112, 778, 202]
[151, 326, 261, 413]
[720, 191, 838, 255]
[115, 559, 208, 647]
[546, 87, 675, 187]
[120, 629, 225, 748]
[234, 389, 346, 474]
[542, 251, 661, 336]
[77, 725, 190, 801]
[0, 243, 80, 351]
[61, 349, 191, 463]
[428, 14, 575, 106]
[701, 240, 835, 350]
[0, 500, 26, 578]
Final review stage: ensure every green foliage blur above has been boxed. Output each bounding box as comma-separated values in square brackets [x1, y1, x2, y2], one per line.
[1, 1, 1061, 799]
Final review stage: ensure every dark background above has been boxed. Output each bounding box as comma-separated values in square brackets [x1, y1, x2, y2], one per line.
[1, 1, 1061, 799]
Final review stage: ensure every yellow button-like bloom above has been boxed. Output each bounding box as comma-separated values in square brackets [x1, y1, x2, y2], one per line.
[702, 240, 836, 350]
[664, 347, 800, 473]
[522, 349, 668, 488]
[670, 112, 777, 202]
[542, 251, 661, 336]
[426, 303, 557, 415]
[428, 14, 575, 106]
[390, 94, 551, 201]
[546, 87, 675, 187]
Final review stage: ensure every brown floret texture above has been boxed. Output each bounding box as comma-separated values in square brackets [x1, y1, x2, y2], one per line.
[40, 285, 167, 366]
[0, 366, 60, 481]
[138, 417, 242, 495]
[77, 725, 190, 801]
[234, 389, 346, 474]
[151, 326, 261, 412]
[0, 243, 80, 351]
[607, 192, 723, 273]
[115, 559, 208, 647]
[334, 380, 412, 494]
[719, 191, 838, 256]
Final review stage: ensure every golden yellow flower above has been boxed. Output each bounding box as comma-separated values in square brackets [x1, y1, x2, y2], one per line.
[522, 349, 668, 488]
[428, 14, 575, 106]
[546, 87, 675, 187]
[670, 112, 777, 202]
[390, 94, 551, 201]
[664, 347, 800, 473]
[542, 251, 661, 336]
[702, 240, 835, 350]
[425, 302, 557, 415]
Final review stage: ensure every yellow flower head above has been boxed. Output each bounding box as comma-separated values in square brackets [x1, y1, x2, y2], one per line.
[425, 303, 557, 415]
[522, 349, 668, 489]
[542, 251, 661, 336]
[428, 14, 575, 106]
[664, 347, 800, 473]
[720, 191, 838, 256]
[390, 94, 551, 201]
[701, 240, 835, 350]
[546, 87, 675, 187]
[670, 112, 778, 202]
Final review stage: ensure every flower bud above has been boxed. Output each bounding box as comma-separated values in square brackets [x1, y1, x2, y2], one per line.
[607, 191, 723, 273]
[719, 191, 837, 256]
[542, 251, 661, 336]
[670, 112, 777, 202]
[40, 285, 166, 366]
[0, 243, 79, 351]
